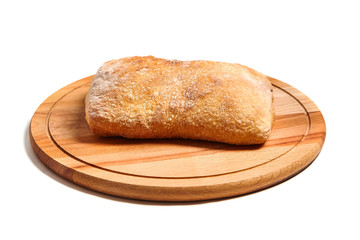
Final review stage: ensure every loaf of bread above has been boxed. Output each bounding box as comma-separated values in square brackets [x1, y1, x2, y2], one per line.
[85, 56, 274, 145]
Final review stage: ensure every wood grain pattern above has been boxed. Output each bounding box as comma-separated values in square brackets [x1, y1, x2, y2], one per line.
[30, 75, 326, 201]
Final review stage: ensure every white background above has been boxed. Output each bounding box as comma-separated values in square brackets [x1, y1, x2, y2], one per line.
[1, 0, 359, 239]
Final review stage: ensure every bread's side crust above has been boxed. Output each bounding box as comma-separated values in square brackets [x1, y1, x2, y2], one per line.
[85, 56, 274, 145]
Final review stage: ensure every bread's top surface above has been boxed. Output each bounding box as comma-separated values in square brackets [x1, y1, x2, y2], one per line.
[86, 56, 274, 144]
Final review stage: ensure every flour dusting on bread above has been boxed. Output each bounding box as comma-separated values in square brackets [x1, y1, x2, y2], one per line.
[85, 56, 274, 145]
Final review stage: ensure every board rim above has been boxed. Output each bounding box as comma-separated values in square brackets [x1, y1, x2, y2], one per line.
[30, 75, 326, 202]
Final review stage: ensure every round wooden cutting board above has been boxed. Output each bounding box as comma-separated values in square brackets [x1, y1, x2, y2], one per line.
[30, 75, 326, 202]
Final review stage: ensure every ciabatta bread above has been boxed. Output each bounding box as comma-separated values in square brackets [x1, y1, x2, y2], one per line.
[85, 56, 274, 145]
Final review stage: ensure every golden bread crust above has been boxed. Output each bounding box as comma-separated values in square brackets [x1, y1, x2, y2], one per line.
[85, 56, 274, 145]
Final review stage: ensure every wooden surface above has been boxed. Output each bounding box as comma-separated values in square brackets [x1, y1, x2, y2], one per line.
[30, 75, 326, 202]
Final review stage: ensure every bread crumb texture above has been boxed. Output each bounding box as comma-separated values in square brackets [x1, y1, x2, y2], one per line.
[85, 56, 274, 145]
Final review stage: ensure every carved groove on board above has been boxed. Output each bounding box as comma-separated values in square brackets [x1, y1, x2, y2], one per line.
[45, 82, 310, 179]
